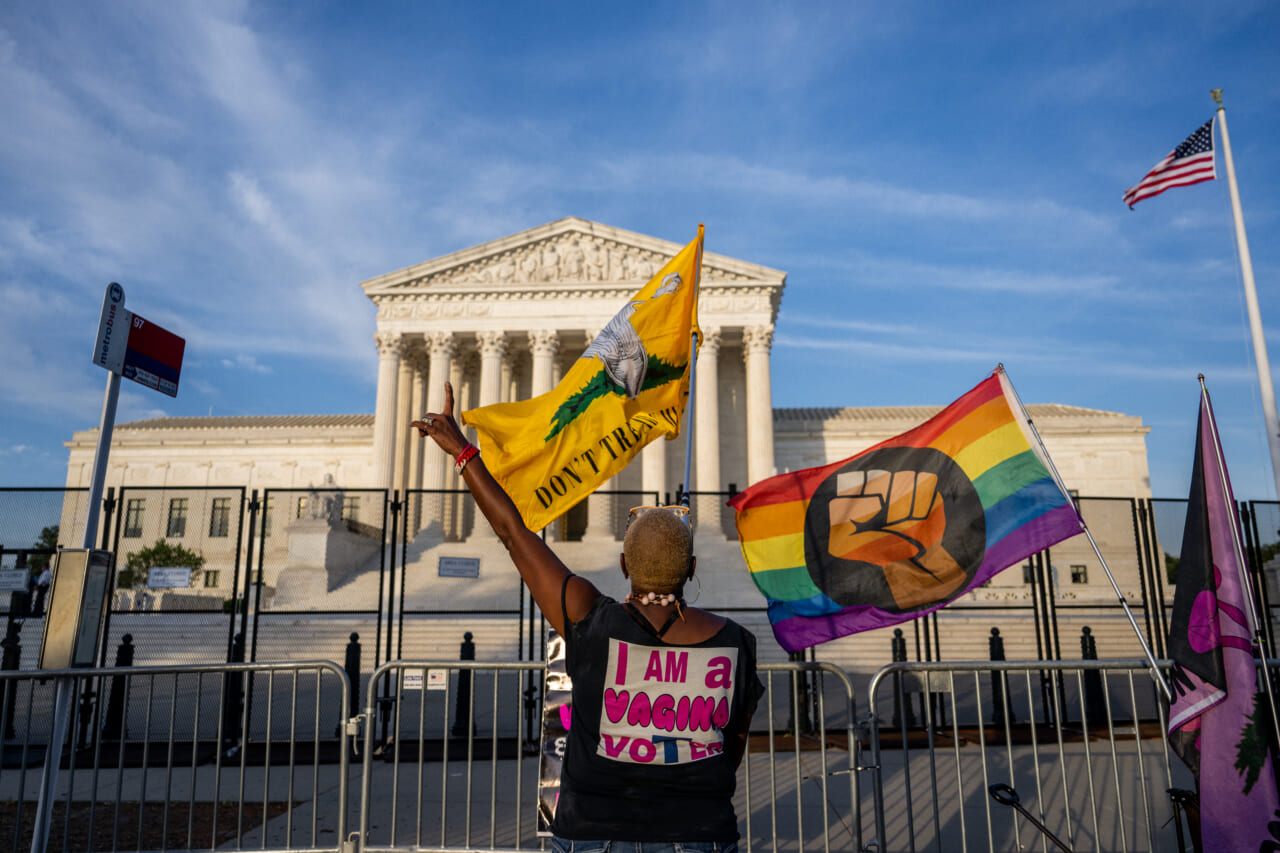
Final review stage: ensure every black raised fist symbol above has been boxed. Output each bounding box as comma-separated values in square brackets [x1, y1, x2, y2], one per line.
[804, 447, 986, 613]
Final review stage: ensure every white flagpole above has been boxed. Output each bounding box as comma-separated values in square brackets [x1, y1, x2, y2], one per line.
[998, 365, 1173, 701]
[1212, 89, 1280, 501]
[680, 328, 698, 511]
[679, 227, 705, 512]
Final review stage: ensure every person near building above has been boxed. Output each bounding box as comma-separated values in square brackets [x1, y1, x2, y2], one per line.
[31, 564, 51, 617]
[412, 382, 763, 852]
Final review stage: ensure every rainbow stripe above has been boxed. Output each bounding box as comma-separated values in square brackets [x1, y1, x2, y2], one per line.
[729, 370, 1082, 652]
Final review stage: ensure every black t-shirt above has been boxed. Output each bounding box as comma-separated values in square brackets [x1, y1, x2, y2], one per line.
[551, 595, 765, 842]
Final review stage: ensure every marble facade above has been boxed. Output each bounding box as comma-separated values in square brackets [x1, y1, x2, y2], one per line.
[62, 218, 1155, 620]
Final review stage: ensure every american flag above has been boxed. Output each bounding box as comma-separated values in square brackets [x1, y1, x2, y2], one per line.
[1123, 118, 1216, 208]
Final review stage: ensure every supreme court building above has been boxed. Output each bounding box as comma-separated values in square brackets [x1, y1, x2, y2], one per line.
[62, 218, 1157, 662]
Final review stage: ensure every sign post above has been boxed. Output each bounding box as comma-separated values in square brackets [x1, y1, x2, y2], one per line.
[30, 283, 185, 853]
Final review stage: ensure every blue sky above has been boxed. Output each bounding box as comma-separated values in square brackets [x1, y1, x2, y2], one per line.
[2, 1, 1279, 501]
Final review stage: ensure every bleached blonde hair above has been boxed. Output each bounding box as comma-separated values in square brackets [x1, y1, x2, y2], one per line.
[623, 508, 693, 593]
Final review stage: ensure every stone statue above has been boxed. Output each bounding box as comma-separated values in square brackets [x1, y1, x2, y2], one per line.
[539, 245, 561, 282]
[518, 252, 538, 283]
[585, 243, 606, 281]
[562, 240, 585, 280]
[305, 474, 345, 525]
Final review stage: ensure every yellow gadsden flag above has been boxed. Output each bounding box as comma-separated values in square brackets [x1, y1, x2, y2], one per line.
[463, 226, 704, 531]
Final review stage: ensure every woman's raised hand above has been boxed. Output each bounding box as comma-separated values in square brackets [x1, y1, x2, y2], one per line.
[409, 382, 469, 458]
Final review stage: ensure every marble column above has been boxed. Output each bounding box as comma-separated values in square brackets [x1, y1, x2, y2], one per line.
[371, 331, 404, 491]
[422, 332, 456, 533]
[392, 353, 415, 496]
[641, 442, 666, 507]
[477, 331, 508, 407]
[694, 328, 722, 537]
[406, 349, 428, 533]
[473, 336, 506, 539]
[530, 330, 563, 539]
[529, 330, 560, 396]
[584, 475, 617, 540]
[743, 325, 776, 486]
[443, 352, 469, 540]
[423, 333, 457, 488]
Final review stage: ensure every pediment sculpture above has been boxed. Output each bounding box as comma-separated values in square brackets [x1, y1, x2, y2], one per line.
[417, 233, 739, 287]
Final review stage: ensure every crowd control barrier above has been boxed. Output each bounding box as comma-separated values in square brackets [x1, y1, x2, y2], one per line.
[860, 658, 1233, 853]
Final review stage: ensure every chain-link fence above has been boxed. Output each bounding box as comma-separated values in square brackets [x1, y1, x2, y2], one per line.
[3, 488, 1278, 678]
[0, 488, 89, 619]
[247, 487, 389, 675]
[95, 486, 248, 668]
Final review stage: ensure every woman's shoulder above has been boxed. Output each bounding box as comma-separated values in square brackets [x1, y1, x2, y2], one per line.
[705, 613, 761, 657]
[573, 592, 619, 625]
[667, 608, 761, 648]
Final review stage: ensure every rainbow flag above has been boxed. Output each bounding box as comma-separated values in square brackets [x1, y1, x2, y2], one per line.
[729, 369, 1082, 652]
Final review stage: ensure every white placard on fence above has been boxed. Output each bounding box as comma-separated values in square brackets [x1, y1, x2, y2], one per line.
[147, 567, 192, 589]
[0, 569, 31, 592]
[438, 556, 480, 578]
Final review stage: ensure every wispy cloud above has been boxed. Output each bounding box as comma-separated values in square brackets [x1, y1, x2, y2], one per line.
[804, 251, 1136, 299]
[775, 333, 1003, 365]
[221, 354, 272, 375]
[783, 314, 922, 336]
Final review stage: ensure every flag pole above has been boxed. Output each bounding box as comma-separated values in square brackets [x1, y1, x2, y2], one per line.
[1199, 375, 1280, 753]
[1212, 89, 1280, 501]
[679, 225, 706, 512]
[998, 365, 1173, 701]
[680, 328, 698, 512]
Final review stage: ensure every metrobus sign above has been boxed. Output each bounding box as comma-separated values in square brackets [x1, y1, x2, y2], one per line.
[92, 282, 184, 397]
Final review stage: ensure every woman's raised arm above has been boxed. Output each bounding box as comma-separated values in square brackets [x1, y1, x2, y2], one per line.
[411, 382, 598, 636]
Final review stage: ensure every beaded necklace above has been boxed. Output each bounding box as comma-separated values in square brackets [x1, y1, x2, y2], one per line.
[623, 591, 686, 638]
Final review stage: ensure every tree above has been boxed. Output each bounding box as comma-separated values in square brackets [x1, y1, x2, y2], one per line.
[26, 525, 60, 572]
[118, 540, 205, 590]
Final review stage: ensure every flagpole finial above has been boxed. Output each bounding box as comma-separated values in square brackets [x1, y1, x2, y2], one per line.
[1211, 88, 1223, 108]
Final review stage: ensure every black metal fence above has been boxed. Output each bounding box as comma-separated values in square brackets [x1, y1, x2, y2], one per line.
[3, 488, 1278, 678]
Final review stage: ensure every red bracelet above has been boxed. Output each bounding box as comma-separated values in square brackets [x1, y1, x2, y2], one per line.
[455, 444, 480, 472]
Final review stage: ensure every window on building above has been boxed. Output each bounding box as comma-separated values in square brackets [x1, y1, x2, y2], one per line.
[203, 570, 220, 588]
[261, 496, 274, 537]
[209, 497, 230, 538]
[123, 499, 145, 538]
[296, 496, 307, 519]
[342, 495, 360, 523]
[1071, 564, 1088, 584]
[1022, 563, 1035, 584]
[167, 498, 188, 538]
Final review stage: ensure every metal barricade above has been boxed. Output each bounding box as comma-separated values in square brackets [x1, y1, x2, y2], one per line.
[0, 660, 351, 853]
[357, 659, 861, 852]
[863, 659, 1192, 853]
[357, 660, 541, 852]
[746, 662, 861, 853]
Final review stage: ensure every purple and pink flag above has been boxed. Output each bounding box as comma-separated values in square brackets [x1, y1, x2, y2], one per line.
[1167, 387, 1280, 851]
